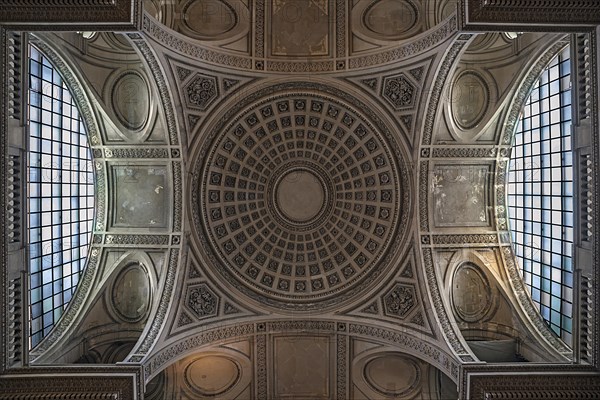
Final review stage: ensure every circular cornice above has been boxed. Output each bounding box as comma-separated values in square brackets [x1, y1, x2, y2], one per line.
[191, 81, 411, 311]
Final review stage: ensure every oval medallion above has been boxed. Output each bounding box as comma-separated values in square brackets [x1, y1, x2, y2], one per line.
[451, 72, 490, 131]
[364, 354, 420, 396]
[364, 0, 418, 39]
[183, 0, 237, 38]
[185, 356, 240, 395]
[111, 72, 150, 132]
[112, 263, 150, 322]
[452, 262, 492, 322]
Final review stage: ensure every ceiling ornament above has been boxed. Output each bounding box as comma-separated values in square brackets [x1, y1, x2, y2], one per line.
[183, 73, 219, 111]
[341, 255, 433, 334]
[143, 10, 457, 72]
[383, 283, 417, 320]
[167, 57, 253, 136]
[191, 82, 411, 310]
[382, 73, 417, 110]
[185, 283, 219, 320]
[169, 257, 259, 336]
[347, 55, 434, 145]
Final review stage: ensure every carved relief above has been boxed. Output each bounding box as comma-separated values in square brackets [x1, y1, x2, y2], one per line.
[156, 0, 249, 45]
[185, 283, 219, 320]
[153, 349, 253, 399]
[183, 73, 219, 111]
[450, 71, 490, 131]
[383, 283, 417, 320]
[350, 338, 458, 397]
[362, 353, 421, 397]
[110, 70, 151, 132]
[363, 0, 420, 40]
[180, 0, 237, 38]
[184, 355, 241, 396]
[349, 0, 425, 54]
[382, 73, 417, 110]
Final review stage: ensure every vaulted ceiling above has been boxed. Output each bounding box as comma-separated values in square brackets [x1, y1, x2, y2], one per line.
[2, 0, 600, 398]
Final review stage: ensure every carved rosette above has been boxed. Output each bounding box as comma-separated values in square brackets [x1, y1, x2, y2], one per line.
[191, 82, 411, 310]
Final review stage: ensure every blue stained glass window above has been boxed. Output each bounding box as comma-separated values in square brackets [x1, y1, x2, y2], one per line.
[27, 44, 95, 348]
[507, 45, 573, 345]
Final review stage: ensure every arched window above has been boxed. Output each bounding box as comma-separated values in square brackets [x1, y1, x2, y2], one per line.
[27, 44, 95, 348]
[507, 46, 573, 344]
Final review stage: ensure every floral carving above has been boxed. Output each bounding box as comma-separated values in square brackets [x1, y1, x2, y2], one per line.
[382, 74, 416, 110]
[383, 283, 416, 319]
[185, 283, 218, 319]
[183, 73, 218, 111]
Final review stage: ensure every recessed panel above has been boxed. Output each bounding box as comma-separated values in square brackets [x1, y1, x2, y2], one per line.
[365, 354, 420, 397]
[364, 0, 418, 39]
[432, 164, 490, 227]
[185, 355, 240, 395]
[183, 0, 237, 37]
[274, 336, 330, 399]
[111, 165, 168, 228]
[452, 262, 492, 322]
[270, 0, 330, 56]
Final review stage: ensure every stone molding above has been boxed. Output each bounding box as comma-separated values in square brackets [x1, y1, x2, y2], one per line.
[144, 319, 459, 385]
[459, 0, 600, 30]
[0, 366, 142, 399]
[461, 364, 600, 399]
[0, 0, 142, 30]
[143, 13, 458, 73]
[1, 27, 9, 373]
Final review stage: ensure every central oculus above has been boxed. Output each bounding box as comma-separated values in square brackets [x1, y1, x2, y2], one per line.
[267, 163, 334, 231]
[275, 169, 324, 222]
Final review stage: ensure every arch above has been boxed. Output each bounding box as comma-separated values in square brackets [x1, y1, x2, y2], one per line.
[506, 44, 574, 345]
[26, 41, 97, 348]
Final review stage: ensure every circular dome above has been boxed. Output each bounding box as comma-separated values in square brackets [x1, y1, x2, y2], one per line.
[192, 82, 410, 310]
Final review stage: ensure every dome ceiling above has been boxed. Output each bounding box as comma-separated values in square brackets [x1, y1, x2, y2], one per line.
[191, 82, 411, 310]
[11, 1, 590, 398]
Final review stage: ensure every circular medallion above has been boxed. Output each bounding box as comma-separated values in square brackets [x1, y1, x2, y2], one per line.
[364, 0, 419, 40]
[192, 83, 410, 309]
[273, 166, 328, 225]
[182, 0, 237, 38]
[364, 354, 420, 397]
[184, 356, 240, 396]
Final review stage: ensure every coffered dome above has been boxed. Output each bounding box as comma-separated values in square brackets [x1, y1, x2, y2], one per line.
[191, 82, 411, 310]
